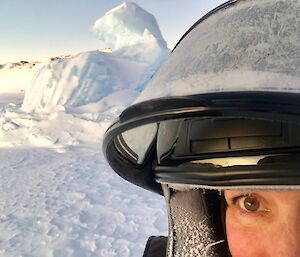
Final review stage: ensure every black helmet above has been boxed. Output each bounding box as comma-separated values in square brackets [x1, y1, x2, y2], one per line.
[103, 0, 300, 256]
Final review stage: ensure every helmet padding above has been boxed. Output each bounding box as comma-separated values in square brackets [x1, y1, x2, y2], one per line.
[163, 185, 230, 256]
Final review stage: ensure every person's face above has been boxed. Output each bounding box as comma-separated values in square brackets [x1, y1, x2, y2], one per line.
[224, 190, 300, 257]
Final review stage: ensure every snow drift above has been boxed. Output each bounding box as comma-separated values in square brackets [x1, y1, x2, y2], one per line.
[22, 51, 147, 113]
[22, 2, 169, 114]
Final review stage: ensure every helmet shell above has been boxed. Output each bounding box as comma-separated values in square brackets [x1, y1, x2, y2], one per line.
[103, 0, 300, 194]
[136, 0, 300, 103]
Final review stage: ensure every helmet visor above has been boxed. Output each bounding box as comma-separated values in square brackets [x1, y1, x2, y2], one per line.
[104, 92, 300, 192]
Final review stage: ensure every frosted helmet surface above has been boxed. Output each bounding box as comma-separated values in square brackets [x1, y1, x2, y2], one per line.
[103, 0, 300, 256]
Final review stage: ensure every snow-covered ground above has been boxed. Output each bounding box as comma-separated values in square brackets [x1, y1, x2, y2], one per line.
[0, 2, 169, 256]
[0, 142, 167, 257]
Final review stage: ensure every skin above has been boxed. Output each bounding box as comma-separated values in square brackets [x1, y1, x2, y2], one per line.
[224, 190, 300, 257]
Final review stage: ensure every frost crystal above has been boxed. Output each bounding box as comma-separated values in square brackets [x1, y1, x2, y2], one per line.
[167, 190, 220, 257]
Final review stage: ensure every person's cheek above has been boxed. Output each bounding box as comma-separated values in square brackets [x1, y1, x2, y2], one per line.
[226, 207, 269, 257]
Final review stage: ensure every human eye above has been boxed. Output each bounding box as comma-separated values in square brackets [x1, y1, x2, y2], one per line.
[232, 194, 270, 215]
[225, 190, 272, 217]
[236, 195, 265, 212]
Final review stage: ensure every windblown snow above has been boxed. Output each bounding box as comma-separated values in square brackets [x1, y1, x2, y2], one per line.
[0, 2, 169, 257]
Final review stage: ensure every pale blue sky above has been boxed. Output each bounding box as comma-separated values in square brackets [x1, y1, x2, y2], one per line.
[0, 1, 225, 63]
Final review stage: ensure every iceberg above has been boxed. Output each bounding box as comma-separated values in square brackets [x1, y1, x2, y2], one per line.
[22, 2, 169, 113]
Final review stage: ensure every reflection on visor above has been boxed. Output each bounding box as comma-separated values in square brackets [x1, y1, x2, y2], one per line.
[115, 123, 158, 164]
